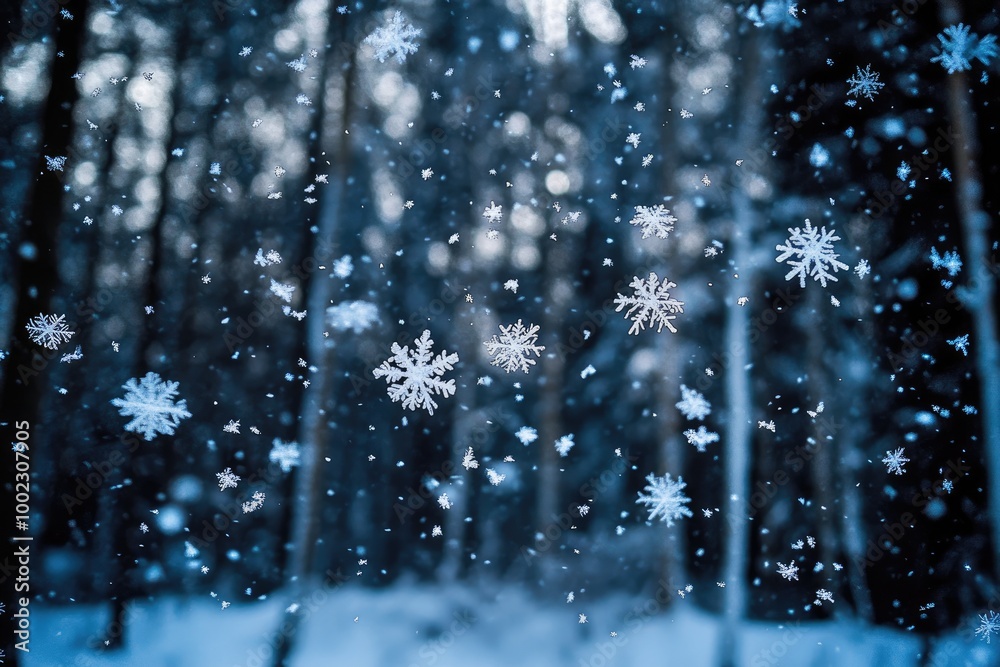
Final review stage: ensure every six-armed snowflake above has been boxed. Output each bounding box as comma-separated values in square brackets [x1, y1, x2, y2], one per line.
[111, 372, 192, 441]
[636, 473, 693, 527]
[25, 313, 75, 349]
[373, 330, 458, 415]
[484, 320, 545, 374]
[775, 219, 849, 288]
[614, 272, 685, 334]
[629, 204, 677, 240]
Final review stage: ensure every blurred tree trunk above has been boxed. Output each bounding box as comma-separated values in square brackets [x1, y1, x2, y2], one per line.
[0, 2, 89, 664]
[936, 0, 1000, 583]
[275, 5, 349, 665]
[718, 26, 764, 667]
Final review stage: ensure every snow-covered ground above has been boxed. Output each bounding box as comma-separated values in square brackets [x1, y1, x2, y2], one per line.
[29, 582, 973, 666]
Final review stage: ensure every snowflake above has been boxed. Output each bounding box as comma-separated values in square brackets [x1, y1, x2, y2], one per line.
[675, 384, 711, 421]
[372, 330, 458, 415]
[555, 434, 575, 457]
[286, 55, 307, 71]
[776, 562, 799, 581]
[25, 313, 75, 349]
[482, 200, 503, 224]
[683, 426, 719, 452]
[515, 426, 538, 445]
[882, 448, 910, 475]
[270, 279, 295, 303]
[625, 132, 641, 148]
[930, 246, 962, 276]
[327, 300, 379, 333]
[363, 11, 422, 64]
[629, 205, 676, 240]
[486, 469, 505, 486]
[44, 155, 67, 171]
[216, 467, 241, 490]
[421, 168, 433, 180]
[503, 279, 519, 293]
[484, 320, 545, 374]
[140, 522, 149, 534]
[815, 589, 835, 605]
[948, 334, 970, 357]
[629, 54, 647, 69]
[579, 614, 588, 623]
[223, 420, 240, 434]
[432, 525, 443, 536]
[846, 64, 884, 101]
[614, 272, 684, 335]
[931, 24, 998, 73]
[854, 259, 870, 279]
[636, 473, 692, 527]
[437, 493, 452, 509]
[775, 219, 848, 288]
[111, 372, 192, 440]
[462, 446, 479, 470]
[641, 154, 653, 167]
[269, 439, 301, 472]
[242, 491, 265, 513]
[976, 611, 1000, 643]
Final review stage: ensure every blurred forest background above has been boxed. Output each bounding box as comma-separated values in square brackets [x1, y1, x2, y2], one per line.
[1, 0, 999, 665]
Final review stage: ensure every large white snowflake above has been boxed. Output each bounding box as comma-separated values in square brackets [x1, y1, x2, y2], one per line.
[775, 219, 849, 288]
[676, 384, 712, 420]
[111, 372, 192, 440]
[629, 205, 676, 240]
[372, 330, 458, 415]
[484, 320, 545, 374]
[25, 313, 75, 349]
[363, 11, 422, 64]
[636, 473, 692, 527]
[614, 272, 684, 335]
